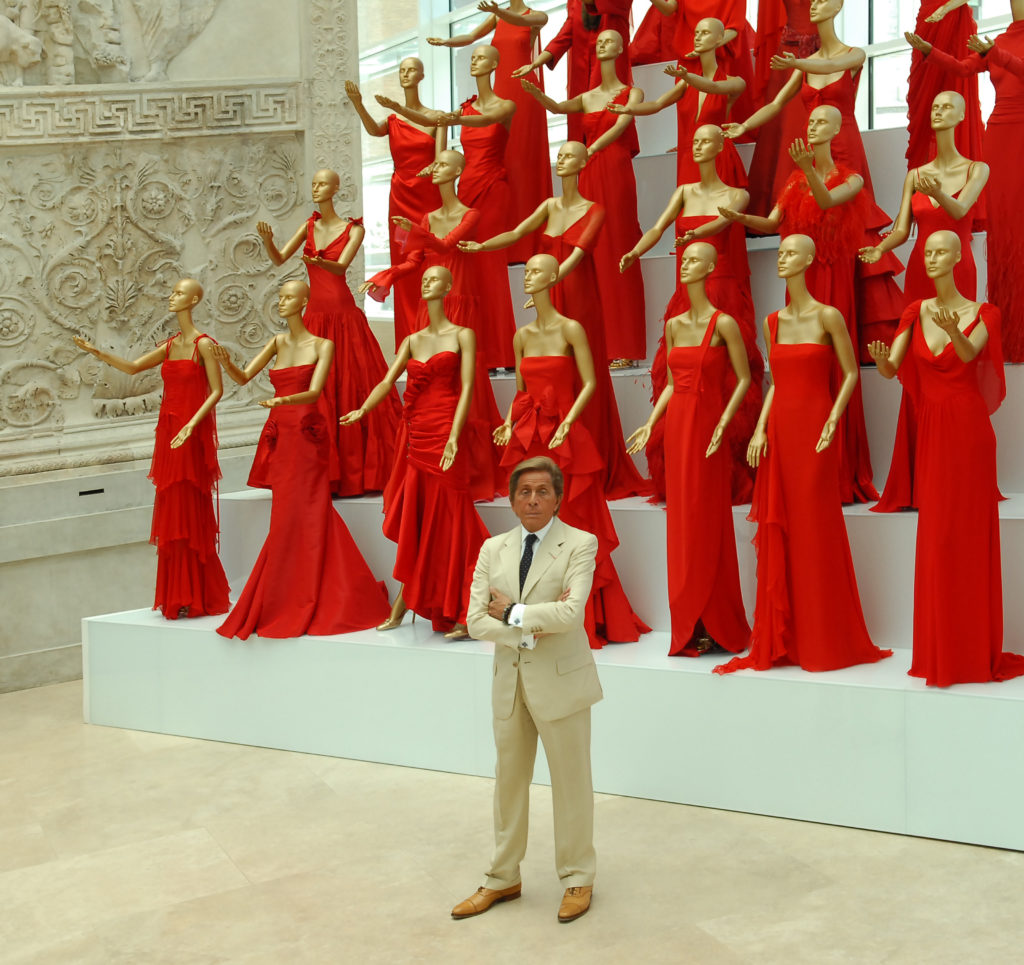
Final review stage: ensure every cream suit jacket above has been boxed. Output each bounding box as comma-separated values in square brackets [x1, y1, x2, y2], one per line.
[467, 516, 603, 722]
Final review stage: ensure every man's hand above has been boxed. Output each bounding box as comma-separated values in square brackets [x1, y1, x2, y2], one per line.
[488, 586, 513, 620]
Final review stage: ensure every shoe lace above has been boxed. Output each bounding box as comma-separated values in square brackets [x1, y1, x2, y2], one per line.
[567, 887, 584, 896]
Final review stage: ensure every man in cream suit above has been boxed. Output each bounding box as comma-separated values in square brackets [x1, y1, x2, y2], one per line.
[454, 456, 602, 924]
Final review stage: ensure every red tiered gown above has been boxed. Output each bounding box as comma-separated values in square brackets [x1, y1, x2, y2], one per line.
[674, 63, 747, 188]
[646, 216, 763, 505]
[664, 317, 750, 656]
[536, 203, 649, 499]
[386, 115, 440, 346]
[302, 215, 401, 496]
[715, 314, 892, 675]
[579, 89, 647, 360]
[217, 365, 390, 640]
[501, 355, 650, 648]
[382, 351, 491, 631]
[149, 335, 229, 619]
[897, 302, 1024, 686]
[492, 14, 552, 263]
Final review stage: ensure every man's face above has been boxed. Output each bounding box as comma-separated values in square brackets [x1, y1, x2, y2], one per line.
[511, 470, 560, 533]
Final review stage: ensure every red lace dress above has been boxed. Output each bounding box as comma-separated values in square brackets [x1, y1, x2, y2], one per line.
[149, 335, 229, 619]
[675, 63, 747, 188]
[382, 351, 491, 631]
[536, 203, 650, 499]
[302, 215, 401, 496]
[664, 318, 750, 656]
[501, 355, 650, 648]
[579, 89, 647, 360]
[217, 365, 390, 640]
[715, 314, 892, 675]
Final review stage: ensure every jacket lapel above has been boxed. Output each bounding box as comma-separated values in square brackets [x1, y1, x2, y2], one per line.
[522, 517, 568, 601]
[499, 531, 522, 602]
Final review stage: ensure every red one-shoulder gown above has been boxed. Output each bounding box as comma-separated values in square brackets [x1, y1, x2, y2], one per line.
[674, 62, 747, 188]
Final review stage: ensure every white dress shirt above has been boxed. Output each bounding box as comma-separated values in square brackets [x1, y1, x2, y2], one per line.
[507, 518, 554, 647]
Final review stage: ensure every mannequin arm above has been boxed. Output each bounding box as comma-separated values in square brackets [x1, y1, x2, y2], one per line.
[802, 162, 863, 209]
[611, 76, 683, 115]
[725, 69, 801, 137]
[773, 47, 864, 75]
[935, 305, 988, 363]
[626, 326, 676, 454]
[521, 78, 582, 114]
[719, 204, 782, 234]
[461, 199, 551, 252]
[588, 88, 641, 154]
[375, 95, 442, 129]
[344, 81, 388, 137]
[450, 99, 516, 126]
[648, 0, 677, 13]
[490, 3, 546, 27]
[257, 220, 305, 265]
[913, 38, 983, 77]
[747, 341, 774, 470]
[408, 209, 482, 253]
[171, 340, 224, 448]
[867, 327, 911, 378]
[674, 67, 745, 99]
[427, 15, 496, 47]
[819, 307, 858, 451]
[926, 0, 969, 21]
[262, 340, 334, 407]
[677, 191, 749, 246]
[493, 333, 525, 446]
[916, 163, 990, 221]
[72, 337, 164, 375]
[211, 336, 278, 386]
[555, 246, 585, 281]
[859, 172, 914, 261]
[302, 222, 363, 276]
[442, 327, 477, 469]
[621, 186, 685, 270]
[340, 337, 411, 422]
[707, 314, 752, 456]
[549, 321, 596, 448]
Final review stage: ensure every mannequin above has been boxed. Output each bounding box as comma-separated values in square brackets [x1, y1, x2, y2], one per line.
[256, 168, 401, 497]
[626, 243, 751, 657]
[523, 29, 646, 364]
[458, 140, 648, 499]
[341, 266, 490, 640]
[715, 235, 891, 676]
[621, 124, 762, 504]
[214, 281, 389, 640]
[867, 231, 1024, 687]
[494, 253, 649, 648]
[344, 60, 442, 345]
[74, 279, 229, 620]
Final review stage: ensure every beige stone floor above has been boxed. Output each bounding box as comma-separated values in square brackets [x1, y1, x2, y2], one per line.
[3, 681, 1023, 965]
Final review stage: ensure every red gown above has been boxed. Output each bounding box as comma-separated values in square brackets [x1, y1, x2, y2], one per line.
[925, 30, 1024, 360]
[385, 115, 440, 347]
[579, 89, 647, 360]
[148, 335, 230, 619]
[217, 365, 390, 640]
[664, 318, 750, 656]
[896, 302, 1024, 687]
[492, 14, 552, 263]
[302, 215, 401, 497]
[536, 203, 650, 499]
[382, 351, 491, 631]
[715, 314, 892, 674]
[674, 63, 747, 188]
[501, 354, 650, 648]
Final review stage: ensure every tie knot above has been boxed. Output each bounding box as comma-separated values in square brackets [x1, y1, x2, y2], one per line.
[525, 533, 538, 550]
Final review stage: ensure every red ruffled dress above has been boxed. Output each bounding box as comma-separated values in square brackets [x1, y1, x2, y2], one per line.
[149, 335, 230, 619]
[302, 215, 401, 496]
[382, 351, 491, 631]
[217, 365, 390, 640]
[501, 355, 650, 648]
[715, 314, 892, 675]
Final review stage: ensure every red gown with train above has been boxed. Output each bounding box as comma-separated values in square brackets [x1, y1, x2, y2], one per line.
[895, 301, 1024, 686]
[664, 317, 750, 656]
[579, 89, 647, 360]
[382, 350, 491, 631]
[217, 364, 390, 640]
[501, 354, 650, 648]
[715, 314, 892, 674]
[302, 215, 401, 496]
[536, 202, 649, 499]
[149, 335, 230, 619]
[385, 115, 441, 347]
[674, 62, 747, 188]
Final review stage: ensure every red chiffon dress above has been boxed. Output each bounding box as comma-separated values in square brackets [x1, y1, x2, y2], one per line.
[382, 351, 491, 631]
[536, 203, 649, 499]
[579, 89, 647, 360]
[386, 115, 441, 346]
[664, 317, 750, 656]
[501, 355, 650, 648]
[715, 314, 892, 675]
[217, 365, 390, 640]
[149, 335, 230, 619]
[896, 302, 1024, 686]
[674, 62, 747, 188]
[302, 215, 401, 497]
[647, 216, 763, 505]
[874, 178, 982, 513]
[492, 15, 552, 263]
[368, 209, 505, 500]
[925, 30, 1024, 360]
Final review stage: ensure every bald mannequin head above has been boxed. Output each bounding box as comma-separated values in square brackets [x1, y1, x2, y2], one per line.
[931, 90, 967, 129]
[777, 234, 816, 277]
[678, 241, 718, 285]
[923, 229, 963, 278]
[807, 105, 842, 143]
[276, 279, 310, 319]
[692, 123, 725, 162]
[556, 141, 589, 176]
[470, 45, 500, 75]
[693, 18, 726, 52]
[432, 150, 466, 185]
[595, 29, 624, 60]
[399, 57, 424, 87]
[523, 253, 561, 295]
[420, 265, 453, 300]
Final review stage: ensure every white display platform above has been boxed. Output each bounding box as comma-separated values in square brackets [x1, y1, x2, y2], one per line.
[82, 611, 1024, 852]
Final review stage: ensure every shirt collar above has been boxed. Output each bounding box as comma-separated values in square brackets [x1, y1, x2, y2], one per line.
[520, 518, 554, 554]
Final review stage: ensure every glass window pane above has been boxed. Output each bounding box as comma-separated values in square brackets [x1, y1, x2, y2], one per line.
[871, 49, 913, 130]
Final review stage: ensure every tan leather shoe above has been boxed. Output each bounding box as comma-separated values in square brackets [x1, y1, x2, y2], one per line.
[557, 885, 592, 922]
[451, 884, 522, 919]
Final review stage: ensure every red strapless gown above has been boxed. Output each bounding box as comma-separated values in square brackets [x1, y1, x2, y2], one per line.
[217, 365, 390, 640]
[382, 351, 491, 631]
[536, 204, 649, 499]
[386, 115, 440, 346]
[302, 215, 401, 497]
[492, 15, 552, 263]
[647, 216, 763, 505]
[715, 315, 892, 674]
[579, 89, 647, 360]
[501, 355, 650, 648]
[896, 302, 1024, 686]
[675, 64, 747, 188]
[148, 335, 229, 619]
[664, 323, 750, 656]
